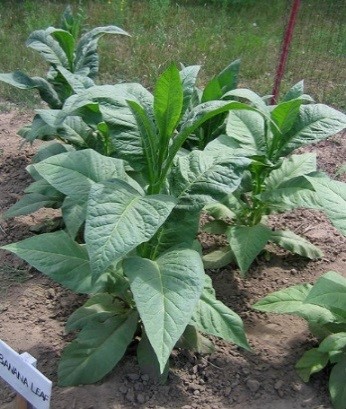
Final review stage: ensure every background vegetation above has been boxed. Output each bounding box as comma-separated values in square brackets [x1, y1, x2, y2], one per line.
[0, 0, 345, 109]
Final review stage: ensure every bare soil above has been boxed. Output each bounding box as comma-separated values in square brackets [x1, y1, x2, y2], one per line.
[0, 109, 345, 409]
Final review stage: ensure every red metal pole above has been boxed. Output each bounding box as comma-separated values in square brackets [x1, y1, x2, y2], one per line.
[271, 0, 301, 104]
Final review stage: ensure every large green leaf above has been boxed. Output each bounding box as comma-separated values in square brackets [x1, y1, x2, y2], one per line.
[74, 26, 129, 77]
[180, 65, 200, 115]
[66, 293, 127, 332]
[123, 249, 204, 373]
[48, 28, 75, 70]
[1, 231, 96, 293]
[252, 283, 340, 325]
[170, 150, 249, 210]
[264, 153, 317, 191]
[26, 28, 69, 68]
[281, 104, 346, 155]
[191, 285, 249, 350]
[148, 208, 200, 258]
[225, 110, 266, 155]
[295, 348, 329, 382]
[154, 64, 183, 140]
[33, 149, 128, 199]
[329, 354, 346, 409]
[319, 333, 346, 354]
[269, 229, 323, 259]
[4, 192, 63, 218]
[227, 223, 272, 274]
[85, 180, 177, 278]
[271, 98, 303, 137]
[58, 310, 138, 386]
[306, 174, 346, 235]
[305, 271, 346, 313]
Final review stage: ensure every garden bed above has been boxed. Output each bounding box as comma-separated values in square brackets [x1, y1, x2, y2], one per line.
[0, 108, 345, 409]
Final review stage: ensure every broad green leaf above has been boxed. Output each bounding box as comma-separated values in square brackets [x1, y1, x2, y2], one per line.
[61, 196, 86, 238]
[0, 72, 61, 108]
[225, 110, 266, 155]
[227, 224, 272, 274]
[202, 246, 234, 270]
[306, 174, 346, 235]
[137, 330, 169, 383]
[180, 65, 201, 115]
[154, 64, 183, 140]
[74, 26, 129, 77]
[269, 229, 323, 259]
[271, 98, 303, 137]
[26, 28, 69, 68]
[295, 348, 329, 382]
[176, 324, 215, 354]
[33, 149, 128, 199]
[1, 231, 95, 293]
[124, 249, 204, 373]
[66, 293, 127, 332]
[305, 271, 346, 313]
[170, 150, 249, 210]
[48, 28, 75, 70]
[253, 284, 311, 314]
[282, 104, 346, 155]
[32, 142, 73, 163]
[329, 354, 346, 409]
[282, 81, 305, 102]
[319, 333, 346, 354]
[148, 208, 200, 259]
[191, 287, 250, 350]
[204, 201, 236, 220]
[86, 180, 177, 278]
[264, 153, 317, 191]
[58, 310, 138, 385]
[253, 283, 340, 325]
[203, 220, 229, 234]
[4, 192, 63, 218]
[223, 88, 268, 112]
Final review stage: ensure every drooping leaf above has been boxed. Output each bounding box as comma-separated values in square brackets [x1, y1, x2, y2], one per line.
[124, 249, 204, 373]
[86, 180, 177, 278]
[66, 293, 127, 332]
[26, 28, 69, 68]
[169, 150, 249, 210]
[305, 271, 346, 313]
[227, 224, 272, 274]
[58, 310, 138, 386]
[202, 246, 234, 270]
[319, 333, 346, 354]
[225, 110, 266, 155]
[1, 231, 95, 293]
[4, 192, 63, 218]
[264, 153, 317, 191]
[329, 354, 346, 409]
[33, 149, 128, 200]
[306, 174, 346, 235]
[295, 348, 329, 382]
[74, 26, 129, 77]
[281, 104, 346, 155]
[191, 286, 250, 350]
[269, 229, 323, 259]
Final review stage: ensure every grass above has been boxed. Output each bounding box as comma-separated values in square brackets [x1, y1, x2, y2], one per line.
[0, 0, 345, 109]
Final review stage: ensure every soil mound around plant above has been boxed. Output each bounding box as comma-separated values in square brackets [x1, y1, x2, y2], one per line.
[0, 109, 345, 408]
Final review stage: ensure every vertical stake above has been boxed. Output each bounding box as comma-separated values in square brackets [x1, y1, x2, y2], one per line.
[271, 0, 301, 104]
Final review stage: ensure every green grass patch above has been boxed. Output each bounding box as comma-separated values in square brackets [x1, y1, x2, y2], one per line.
[0, 0, 345, 108]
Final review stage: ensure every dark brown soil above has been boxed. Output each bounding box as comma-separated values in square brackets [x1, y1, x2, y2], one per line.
[0, 109, 345, 409]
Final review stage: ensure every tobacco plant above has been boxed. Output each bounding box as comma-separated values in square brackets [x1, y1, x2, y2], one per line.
[2, 64, 253, 385]
[202, 82, 346, 274]
[253, 271, 346, 409]
[0, 6, 129, 143]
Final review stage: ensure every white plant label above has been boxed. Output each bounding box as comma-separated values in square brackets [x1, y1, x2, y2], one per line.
[0, 340, 52, 409]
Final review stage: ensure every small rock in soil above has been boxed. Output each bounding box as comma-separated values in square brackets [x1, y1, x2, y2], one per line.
[246, 379, 261, 393]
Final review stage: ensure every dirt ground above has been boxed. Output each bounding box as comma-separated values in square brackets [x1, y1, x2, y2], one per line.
[0, 108, 345, 409]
